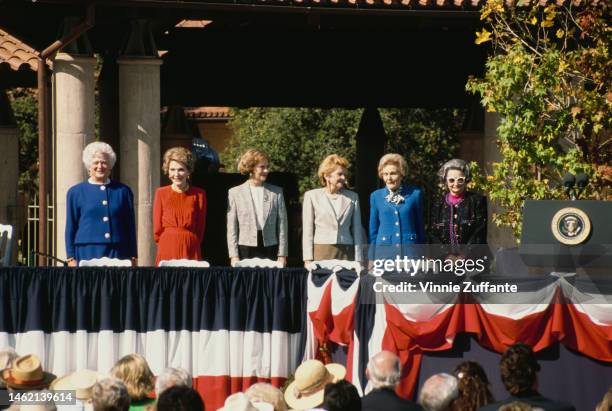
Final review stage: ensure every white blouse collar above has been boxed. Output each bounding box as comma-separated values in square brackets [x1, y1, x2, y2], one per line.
[88, 178, 110, 185]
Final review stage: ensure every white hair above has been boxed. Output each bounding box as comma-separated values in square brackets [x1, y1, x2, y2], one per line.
[0, 347, 18, 369]
[367, 354, 401, 389]
[437, 158, 471, 183]
[82, 142, 117, 169]
[155, 367, 192, 396]
[92, 378, 130, 411]
[7, 404, 57, 411]
[418, 373, 459, 411]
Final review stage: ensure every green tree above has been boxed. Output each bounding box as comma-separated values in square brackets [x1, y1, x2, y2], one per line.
[8, 88, 39, 200]
[223, 107, 362, 196]
[222, 107, 465, 208]
[380, 108, 464, 203]
[467, 0, 611, 238]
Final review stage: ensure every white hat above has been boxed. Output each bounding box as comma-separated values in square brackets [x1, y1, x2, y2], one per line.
[50, 369, 105, 400]
[219, 393, 274, 411]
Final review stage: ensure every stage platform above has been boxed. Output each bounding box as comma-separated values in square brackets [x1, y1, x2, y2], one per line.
[1, 267, 610, 410]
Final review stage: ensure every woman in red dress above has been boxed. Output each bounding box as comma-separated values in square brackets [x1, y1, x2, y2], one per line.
[154, 147, 207, 265]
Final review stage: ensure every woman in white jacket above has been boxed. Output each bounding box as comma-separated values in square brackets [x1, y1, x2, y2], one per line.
[302, 154, 365, 266]
[227, 149, 288, 267]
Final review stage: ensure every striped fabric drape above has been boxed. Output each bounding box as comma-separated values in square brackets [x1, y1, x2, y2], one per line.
[2, 267, 611, 410]
[0, 267, 307, 411]
[304, 269, 612, 405]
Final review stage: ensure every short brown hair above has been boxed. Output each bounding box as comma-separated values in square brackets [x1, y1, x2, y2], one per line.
[317, 154, 350, 187]
[377, 153, 407, 179]
[110, 354, 155, 401]
[162, 147, 194, 175]
[238, 149, 269, 175]
[500, 343, 540, 395]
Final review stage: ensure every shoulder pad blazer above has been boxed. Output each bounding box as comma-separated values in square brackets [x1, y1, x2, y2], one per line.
[302, 187, 365, 262]
[226, 181, 289, 258]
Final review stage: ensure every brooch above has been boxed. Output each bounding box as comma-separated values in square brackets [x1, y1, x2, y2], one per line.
[385, 191, 404, 205]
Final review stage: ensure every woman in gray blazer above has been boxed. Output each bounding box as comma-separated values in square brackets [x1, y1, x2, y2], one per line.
[227, 149, 288, 266]
[302, 154, 365, 266]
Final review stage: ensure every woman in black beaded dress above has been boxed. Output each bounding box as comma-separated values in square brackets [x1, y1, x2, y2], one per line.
[430, 159, 487, 260]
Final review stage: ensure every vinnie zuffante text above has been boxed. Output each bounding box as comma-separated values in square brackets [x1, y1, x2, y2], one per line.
[370, 256, 519, 294]
[372, 280, 518, 293]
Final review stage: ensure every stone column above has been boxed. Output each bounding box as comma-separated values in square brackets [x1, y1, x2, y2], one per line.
[0, 90, 20, 264]
[54, 53, 96, 261]
[118, 57, 162, 266]
[483, 112, 517, 249]
[99, 52, 121, 176]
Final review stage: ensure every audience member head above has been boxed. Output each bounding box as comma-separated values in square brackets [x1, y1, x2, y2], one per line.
[92, 378, 131, 411]
[245, 382, 287, 411]
[451, 361, 494, 411]
[322, 380, 361, 411]
[284, 360, 346, 410]
[0, 347, 19, 389]
[596, 387, 612, 411]
[0, 354, 56, 391]
[156, 385, 204, 411]
[110, 354, 155, 401]
[155, 367, 192, 396]
[7, 403, 57, 411]
[219, 392, 273, 411]
[366, 351, 401, 390]
[8, 390, 57, 411]
[500, 343, 540, 396]
[498, 401, 540, 411]
[0, 347, 18, 369]
[418, 373, 459, 411]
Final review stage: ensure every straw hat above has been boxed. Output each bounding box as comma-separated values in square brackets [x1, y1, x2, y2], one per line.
[50, 369, 104, 400]
[0, 355, 56, 390]
[219, 392, 274, 411]
[284, 360, 346, 410]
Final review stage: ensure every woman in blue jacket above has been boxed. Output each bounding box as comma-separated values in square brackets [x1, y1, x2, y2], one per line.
[65, 142, 137, 266]
[369, 153, 425, 263]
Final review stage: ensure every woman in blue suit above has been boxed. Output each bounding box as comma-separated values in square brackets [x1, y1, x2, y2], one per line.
[65, 142, 137, 266]
[369, 153, 425, 263]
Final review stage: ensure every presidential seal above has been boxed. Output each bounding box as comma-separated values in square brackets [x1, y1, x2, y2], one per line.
[551, 207, 591, 245]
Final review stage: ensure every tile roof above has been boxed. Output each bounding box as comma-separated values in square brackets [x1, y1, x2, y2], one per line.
[175, 20, 213, 28]
[0, 28, 40, 72]
[184, 107, 231, 119]
[161, 106, 232, 119]
[225, 0, 584, 7]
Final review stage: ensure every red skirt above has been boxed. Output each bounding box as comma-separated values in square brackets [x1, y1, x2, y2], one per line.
[155, 227, 202, 266]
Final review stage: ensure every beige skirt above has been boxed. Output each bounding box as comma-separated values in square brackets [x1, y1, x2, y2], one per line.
[313, 244, 355, 261]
